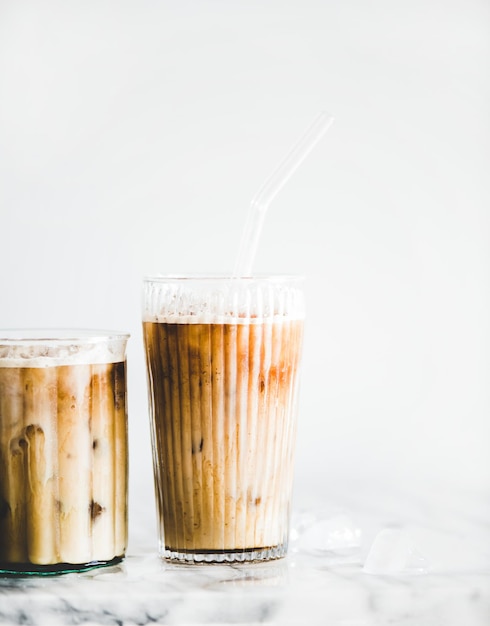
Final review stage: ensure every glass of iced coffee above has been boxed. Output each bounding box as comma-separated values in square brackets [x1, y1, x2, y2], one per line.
[143, 275, 304, 563]
[0, 329, 129, 575]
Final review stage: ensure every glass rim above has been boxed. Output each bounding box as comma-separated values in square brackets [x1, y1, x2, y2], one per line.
[143, 274, 305, 283]
[0, 329, 130, 344]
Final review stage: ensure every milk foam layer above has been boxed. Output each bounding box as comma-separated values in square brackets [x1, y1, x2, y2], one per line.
[0, 331, 129, 368]
[143, 276, 305, 324]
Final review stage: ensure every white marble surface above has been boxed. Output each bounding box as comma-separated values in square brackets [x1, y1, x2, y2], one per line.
[1, 479, 489, 626]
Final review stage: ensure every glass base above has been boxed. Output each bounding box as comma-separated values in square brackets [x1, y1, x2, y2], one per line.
[0, 555, 123, 577]
[162, 544, 287, 564]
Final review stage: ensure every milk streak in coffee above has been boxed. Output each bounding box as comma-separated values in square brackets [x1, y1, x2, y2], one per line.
[0, 333, 128, 572]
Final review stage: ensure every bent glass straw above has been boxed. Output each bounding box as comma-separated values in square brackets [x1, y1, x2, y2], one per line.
[233, 111, 334, 277]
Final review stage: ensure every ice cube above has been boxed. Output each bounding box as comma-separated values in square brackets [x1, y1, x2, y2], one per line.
[290, 509, 361, 557]
[363, 528, 429, 575]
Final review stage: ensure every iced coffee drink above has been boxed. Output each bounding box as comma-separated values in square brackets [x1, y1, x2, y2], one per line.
[0, 330, 129, 574]
[143, 276, 304, 562]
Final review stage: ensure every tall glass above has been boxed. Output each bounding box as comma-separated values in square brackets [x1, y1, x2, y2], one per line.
[143, 275, 305, 563]
[0, 329, 129, 575]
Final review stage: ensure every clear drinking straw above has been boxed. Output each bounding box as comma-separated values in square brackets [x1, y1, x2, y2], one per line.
[233, 111, 334, 277]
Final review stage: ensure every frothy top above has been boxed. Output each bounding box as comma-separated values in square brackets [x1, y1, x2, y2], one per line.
[0, 330, 129, 368]
[142, 276, 305, 324]
[143, 313, 303, 324]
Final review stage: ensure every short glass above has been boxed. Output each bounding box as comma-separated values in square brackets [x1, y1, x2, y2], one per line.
[0, 329, 129, 575]
[143, 275, 305, 563]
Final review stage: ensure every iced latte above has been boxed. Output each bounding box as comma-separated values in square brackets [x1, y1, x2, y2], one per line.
[143, 276, 304, 562]
[0, 330, 129, 574]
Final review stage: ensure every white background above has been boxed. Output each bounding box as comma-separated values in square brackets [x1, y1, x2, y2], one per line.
[0, 0, 489, 541]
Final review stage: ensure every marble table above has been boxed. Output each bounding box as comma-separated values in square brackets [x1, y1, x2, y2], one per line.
[1, 479, 489, 625]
